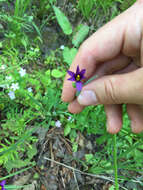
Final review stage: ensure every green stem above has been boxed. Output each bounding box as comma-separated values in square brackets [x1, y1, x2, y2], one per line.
[76, 75, 98, 97]
[83, 75, 98, 86]
[113, 134, 119, 190]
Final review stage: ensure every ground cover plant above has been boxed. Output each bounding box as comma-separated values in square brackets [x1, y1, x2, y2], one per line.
[0, 0, 143, 189]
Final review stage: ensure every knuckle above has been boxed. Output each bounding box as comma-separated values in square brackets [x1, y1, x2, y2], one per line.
[103, 77, 119, 104]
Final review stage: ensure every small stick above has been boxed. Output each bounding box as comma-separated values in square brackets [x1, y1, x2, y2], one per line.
[50, 142, 54, 167]
[73, 169, 79, 190]
[60, 171, 66, 188]
[44, 156, 128, 190]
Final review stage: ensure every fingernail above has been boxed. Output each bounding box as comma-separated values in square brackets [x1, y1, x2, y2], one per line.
[77, 90, 98, 105]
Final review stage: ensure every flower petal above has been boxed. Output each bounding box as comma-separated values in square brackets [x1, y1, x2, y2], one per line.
[80, 69, 86, 79]
[67, 77, 76, 81]
[80, 69, 86, 76]
[76, 65, 80, 75]
[0, 180, 6, 186]
[76, 81, 82, 91]
[67, 70, 75, 77]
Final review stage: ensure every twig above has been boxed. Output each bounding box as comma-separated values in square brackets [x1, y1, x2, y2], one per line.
[60, 171, 66, 188]
[38, 139, 49, 160]
[50, 142, 54, 167]
[73, 169, 79, 190]
[59, 136, 72, 153]
[44, 157, 128, 190]
[44, 156, 113, 181]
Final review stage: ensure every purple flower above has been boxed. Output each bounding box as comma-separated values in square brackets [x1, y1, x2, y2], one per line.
[67, 66, 86, 91]
[0, 180, 6, 190]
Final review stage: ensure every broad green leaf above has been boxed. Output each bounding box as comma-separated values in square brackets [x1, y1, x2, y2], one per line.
[51, 69, 63, 78]
[53, 6, 72, 35]
[63, 47, 77, 65]
[72, 25, 89, 47]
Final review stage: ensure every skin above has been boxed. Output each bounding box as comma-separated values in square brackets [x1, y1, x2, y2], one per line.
[62, 0, 143, 134]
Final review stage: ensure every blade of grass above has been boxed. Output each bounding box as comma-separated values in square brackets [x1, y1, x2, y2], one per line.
[113, 134, 119, 190]
[0, 126, 39, 156]
[0, 164, 35, 180]
[5, 184, 32, 189]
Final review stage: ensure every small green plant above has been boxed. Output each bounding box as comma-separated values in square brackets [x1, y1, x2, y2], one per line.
[14, 0, 31, 17]
[0, 1, 41, 49]
[78, 0, 94, 19]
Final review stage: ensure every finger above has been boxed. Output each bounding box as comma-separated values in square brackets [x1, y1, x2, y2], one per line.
[62, 1, 143, 102]
[115, 62, 139, 74]
[68, 99, 85, 114]
[105, 104, 122, 134]
[127, 104, 143, 133]
[77, 67, 143, 106]
[104, 62, 139, 134]
[95, 54, 131, 76]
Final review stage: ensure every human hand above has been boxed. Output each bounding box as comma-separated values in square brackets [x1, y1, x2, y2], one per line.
[62, 0, 143, 134]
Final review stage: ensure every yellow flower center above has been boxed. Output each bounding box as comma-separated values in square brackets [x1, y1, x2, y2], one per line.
[76, 74, 80, 81]
[0, 186, 2, 190]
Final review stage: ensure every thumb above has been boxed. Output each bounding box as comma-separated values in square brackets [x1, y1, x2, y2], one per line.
[77, 68, 143, 105]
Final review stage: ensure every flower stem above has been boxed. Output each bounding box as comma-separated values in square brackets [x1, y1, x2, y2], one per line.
[113, 134, 119, 190]
[76, 75, 98, 97]
[83, 75, 98, 86]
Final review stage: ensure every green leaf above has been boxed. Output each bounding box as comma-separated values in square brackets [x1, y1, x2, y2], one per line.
[27, 144, 37, 159]
[45, 70, 51, 76]
[51, 69, 63, 78]
[72, 142, 78, 152]
[96, 134, 109, 145]
[63, 47, 77, 65]
[72, 25, 89, 47]
[64, 124, 71, 136]
[85, 154, 94, 162]
[53, 6, 72, 35]
[72, 82, 76, 88]
[109, 185, 115, 190]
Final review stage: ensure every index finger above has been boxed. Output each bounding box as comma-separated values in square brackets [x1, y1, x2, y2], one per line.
[61, 1, 139, 102]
